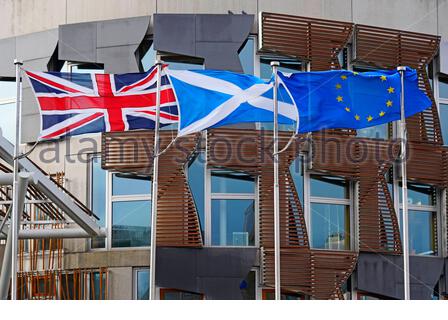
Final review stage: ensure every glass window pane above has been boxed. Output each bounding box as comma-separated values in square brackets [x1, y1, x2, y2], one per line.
[112, 200, 151, 248]
[92, 272, 107, 300]
[399, 210, 436, 255]
[310, 175, 348, 199]
[141, 43, 157, 72]
[112, 174, 151, 196]
[356, 123, 389, 139]
[439, 78, 448, 99]
[289, 156, 304, 203]
[240, 271, 256, 300]
[91, 157, 106, 248]
[310, 203, 350, 250]
[260, 57, 302, 80]
[211, 199, 255, 246]
[239, 37, 254, 75]
[263, 291, 302, 300]
[211, 171, 255, 193]
[187, 153, 205, 236]
[439, 104, 448, 146]
[136, 269, 149, 300]
[400, 183, 434, 206]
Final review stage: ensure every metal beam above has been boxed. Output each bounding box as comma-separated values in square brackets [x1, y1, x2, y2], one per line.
[0, 172, 30, 300]
[0, 130, 101, 235]
[0, 227, 107, 239]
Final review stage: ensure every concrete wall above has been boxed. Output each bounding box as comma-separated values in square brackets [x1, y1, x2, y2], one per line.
[0, 0, 446, 39]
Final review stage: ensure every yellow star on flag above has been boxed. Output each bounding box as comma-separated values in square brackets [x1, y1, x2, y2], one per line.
[341, 75, 347, 80]
[367, 115, 373, 122]
[355, 114, 360, 121]
[335, 83, 342, 89]
[353, 72, 359, 76]
[380, 75, 387, 81]
[386, 100, 393, 107]
[345, 107, 350, 112]
[379, 111, 385, 117]
[337, 96, 343, 102]
[387, 86, 395, 94]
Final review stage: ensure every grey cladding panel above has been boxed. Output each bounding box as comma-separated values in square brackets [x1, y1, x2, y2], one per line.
[59, 16, 150, 73]
[154, 14, 254, 73]
[156, 247, 257, 300]
[356, 252, 445, 299]
[0, 29, 58, 142]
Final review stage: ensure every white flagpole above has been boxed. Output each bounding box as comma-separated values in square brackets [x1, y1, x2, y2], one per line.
[397, 66, 410, 300]
[271, 61, 281, 300]
[11, 59, 23, 300]
[149, 60, 163, 300]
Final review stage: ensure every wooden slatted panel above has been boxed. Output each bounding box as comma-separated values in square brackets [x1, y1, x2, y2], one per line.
[357, 139, 402, 253]
[102, 130, 202, 247]
[310, 250, 358, 299]
[407, 142, 448, 187]
[262, 248, 312, 296]
[354, 24, 441, 144]
[260, 12, 353, 70]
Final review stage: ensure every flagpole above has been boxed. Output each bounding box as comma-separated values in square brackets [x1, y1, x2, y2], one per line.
[149, 60, 163, 300]
[397, 66, 410, 300]
[11, 59, 23, 300]
[271, 61, 281, 300]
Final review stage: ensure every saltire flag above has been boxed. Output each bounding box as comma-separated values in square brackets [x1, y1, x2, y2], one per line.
[167, 69, 299, 136]
[278, 67, 432, 133]
[25, 65, 178, 140]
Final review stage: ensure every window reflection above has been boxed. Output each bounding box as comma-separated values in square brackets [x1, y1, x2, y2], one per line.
[112, 174, 151, 196]
[211, 170, 255, 193]
[439, 77, 448, 99]
[400, 183, 434, 206]
[260, 56, 302, 80]
[439, 104, 448, 146]
[187, 152, 205, 236]
[211, 199, 255, 246]
[289, 156, 304, 203]
[310, 175, 348, 199]
[399, 210, 436, 255]
[112, 200, 151, 247]
[239, 37, 254, 75]
[310, 203, 350, 250]
[135, 268, 149, 300]
[91, 156, 106, 248]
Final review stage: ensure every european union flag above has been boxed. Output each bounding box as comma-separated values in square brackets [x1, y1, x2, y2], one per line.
[278, 67, 432, 133]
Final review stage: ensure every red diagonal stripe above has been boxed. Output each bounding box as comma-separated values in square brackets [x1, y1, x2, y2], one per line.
[119, 67, 158, 93]
[26, 71, 82, 94]
[41, 112, 103, 139]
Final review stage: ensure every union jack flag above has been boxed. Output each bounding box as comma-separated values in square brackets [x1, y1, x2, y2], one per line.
[25, 65, 178, 140]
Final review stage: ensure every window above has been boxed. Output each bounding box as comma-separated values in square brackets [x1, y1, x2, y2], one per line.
[91, 271, 107, 300]
[90, 156, 152, 249]
[308, 175, 352, 250]
[239, 36, 255, 75]
[352, 67, 390, 139]
[437, 76, 448, 145]
[209, 170, 256, 246]
[398, 183, 438, 256]
[0, 79, 16, 143]
[259, 55, 303, 80]
[187, 152, 206, 237]
[133, 268, 149, 300]
[91, 156, 106, 248]
[160, 289, 203, 300]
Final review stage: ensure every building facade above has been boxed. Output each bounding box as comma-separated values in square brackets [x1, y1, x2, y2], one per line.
[0, 0, 447, 299]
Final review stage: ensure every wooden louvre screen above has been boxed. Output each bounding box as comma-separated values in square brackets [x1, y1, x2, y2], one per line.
[207, 129, 356, 298]
[354, 24, 441, 144]
[102, 130, 203, 247]
[259, 12, 353, 70]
